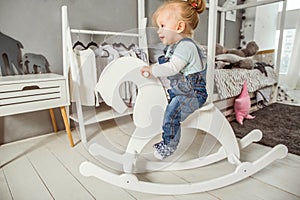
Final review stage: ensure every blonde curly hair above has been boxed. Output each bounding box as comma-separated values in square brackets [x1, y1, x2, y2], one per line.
[152, 0, 206, 37]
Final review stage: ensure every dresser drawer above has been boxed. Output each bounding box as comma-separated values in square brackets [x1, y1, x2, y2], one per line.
[0, 74, 69, 116]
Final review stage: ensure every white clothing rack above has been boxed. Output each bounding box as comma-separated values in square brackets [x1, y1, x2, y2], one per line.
[70, 29, 139, 37]
[61, 0, 147, 143]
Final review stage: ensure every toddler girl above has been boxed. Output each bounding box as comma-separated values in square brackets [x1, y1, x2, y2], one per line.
[141, 0, 207, 160]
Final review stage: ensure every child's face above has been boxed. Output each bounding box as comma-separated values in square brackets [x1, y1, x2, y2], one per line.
[156, 9, 183, 45]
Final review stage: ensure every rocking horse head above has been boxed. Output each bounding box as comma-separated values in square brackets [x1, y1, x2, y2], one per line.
[95, 57, 168, 128]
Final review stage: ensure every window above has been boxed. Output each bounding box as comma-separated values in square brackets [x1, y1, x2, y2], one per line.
[276, 29, 296, 74]
[278, 0, 300, 11]
[276, 0, 299, 74]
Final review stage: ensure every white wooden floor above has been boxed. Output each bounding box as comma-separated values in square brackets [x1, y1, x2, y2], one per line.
[1, 118, 300, 200]
[1, 89, 300, 200]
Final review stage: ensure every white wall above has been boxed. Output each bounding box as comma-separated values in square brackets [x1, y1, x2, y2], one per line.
[0, 0, 140, 143]
[0, 0, 240, 144]
[277, 9, 300, 88]
[0, 0, 138, 75]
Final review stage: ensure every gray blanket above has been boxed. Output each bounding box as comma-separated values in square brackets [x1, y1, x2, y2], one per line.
[214, 67, 277, 99]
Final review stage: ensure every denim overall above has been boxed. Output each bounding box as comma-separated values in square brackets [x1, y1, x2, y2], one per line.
[159, 38, 208, 149]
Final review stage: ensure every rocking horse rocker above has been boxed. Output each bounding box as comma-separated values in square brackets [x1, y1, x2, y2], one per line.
[79, 57, 288, 195]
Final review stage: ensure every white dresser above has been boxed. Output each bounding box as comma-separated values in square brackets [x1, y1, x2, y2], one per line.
[0, 73, 74, 146]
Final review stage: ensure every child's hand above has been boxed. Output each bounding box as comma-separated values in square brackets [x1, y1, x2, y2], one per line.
[140, 66, 152, 78]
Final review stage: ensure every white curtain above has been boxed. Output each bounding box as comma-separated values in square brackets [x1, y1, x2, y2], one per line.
[286, 10, 300, 89]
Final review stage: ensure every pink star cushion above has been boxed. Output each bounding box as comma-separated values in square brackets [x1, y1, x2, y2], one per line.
[234, 80, 255, 125]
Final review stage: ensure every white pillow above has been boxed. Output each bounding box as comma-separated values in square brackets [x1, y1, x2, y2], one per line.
[216, 53, 244, 63]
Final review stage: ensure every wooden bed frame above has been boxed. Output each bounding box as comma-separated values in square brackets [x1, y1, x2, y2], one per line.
[213, 49, 277, 122]
[214, 85, 276, 122]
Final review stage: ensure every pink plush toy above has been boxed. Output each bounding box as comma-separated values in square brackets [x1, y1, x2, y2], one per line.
[234, 80, 255, 125]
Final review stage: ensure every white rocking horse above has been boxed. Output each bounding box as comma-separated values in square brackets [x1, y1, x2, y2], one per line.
[79, 57, 288, 195]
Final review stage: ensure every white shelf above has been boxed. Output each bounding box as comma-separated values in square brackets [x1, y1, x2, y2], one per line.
[69, 104, 133, 125]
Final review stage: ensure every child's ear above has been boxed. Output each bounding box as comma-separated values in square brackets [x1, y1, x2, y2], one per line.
[176, 21, 185, 33]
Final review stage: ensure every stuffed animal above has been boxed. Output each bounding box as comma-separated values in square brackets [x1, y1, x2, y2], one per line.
[234, 80, 255, 125]
[226, 41, 259, 57]
[215, 41, 259, 69]
[215, 41, 259, 57]
[232, 58, 255, 70]
[216, 43, 227, 55]
[215, 53, 255, 69]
